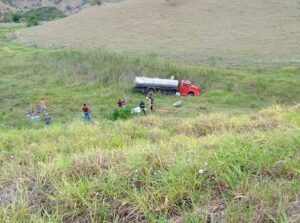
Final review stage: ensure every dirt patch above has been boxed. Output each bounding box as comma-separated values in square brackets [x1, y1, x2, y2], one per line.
[171, 216, 184, 223]
[110, 203, 146, 223]
[62, 211, 92, 223]
[286, 200, 300, 223]
[26, 180, 55, 212]
[0, 177, 55, 211]
[0, 183, 19, 207]
[199, 199, 225, 223]
[196, 172, 227, 223]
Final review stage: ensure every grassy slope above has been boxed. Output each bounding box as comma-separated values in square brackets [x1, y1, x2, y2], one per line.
[13, 0, 300, 65]
[0, 24, 300, 222]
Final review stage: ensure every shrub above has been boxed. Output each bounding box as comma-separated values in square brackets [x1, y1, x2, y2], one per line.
[12, 13, 21, 23]
[26, 14, 39, 27]
[108, 107, 132, 121]
[24, 7, 65, 22]
[90, 0, 102, 6]
[0, 11, 13, 22]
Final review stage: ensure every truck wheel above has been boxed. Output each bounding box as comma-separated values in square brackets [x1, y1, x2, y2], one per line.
[146, 89, 155, 96]
[162, 90, 174, 95]
[188, 92, 194, 96]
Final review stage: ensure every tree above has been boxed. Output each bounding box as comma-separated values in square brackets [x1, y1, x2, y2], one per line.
[90, 0, 102, 6]
[26, 13, 39, 27]
[12, 13, 21, 23]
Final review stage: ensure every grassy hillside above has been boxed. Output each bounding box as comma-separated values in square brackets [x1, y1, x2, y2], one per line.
[12, 0, 300, 65]
[0, 24, 300, 222]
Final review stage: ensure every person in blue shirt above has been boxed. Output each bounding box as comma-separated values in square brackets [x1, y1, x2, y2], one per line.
[44, 114, 51, 125]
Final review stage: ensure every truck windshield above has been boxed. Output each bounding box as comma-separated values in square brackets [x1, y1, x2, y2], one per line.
[183, 80, 191, 86]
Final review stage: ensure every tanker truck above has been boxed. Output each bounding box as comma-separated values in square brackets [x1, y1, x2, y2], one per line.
[133, 76, 200, 96]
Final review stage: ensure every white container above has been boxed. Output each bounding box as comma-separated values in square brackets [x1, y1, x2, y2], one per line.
[135, 77, 179, 88]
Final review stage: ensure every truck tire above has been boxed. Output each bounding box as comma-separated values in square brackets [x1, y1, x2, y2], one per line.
[188, 92, 194, 96]
[146, 88, 155, 96]
[161, 89, 175, 95]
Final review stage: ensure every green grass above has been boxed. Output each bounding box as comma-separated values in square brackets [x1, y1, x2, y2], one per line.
[0, 23, 299, 222]
[1, 41, 299, 128]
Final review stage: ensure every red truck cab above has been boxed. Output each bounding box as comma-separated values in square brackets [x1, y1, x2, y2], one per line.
[178, 80, 200, 96]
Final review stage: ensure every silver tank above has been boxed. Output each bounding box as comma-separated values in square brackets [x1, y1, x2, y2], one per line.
[135, 77, 179, 88]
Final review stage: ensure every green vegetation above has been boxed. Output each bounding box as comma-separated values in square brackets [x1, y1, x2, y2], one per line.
[11, 13, 20, 22]
[26, 13, 38, 27]
[109, 107, 133, 121]
[0, 24, 299, 222]
[0, 11, 16, 23]
[90, 0, 103, 6]
[0, 6, 65, 23]
[24, 6, 66, 22]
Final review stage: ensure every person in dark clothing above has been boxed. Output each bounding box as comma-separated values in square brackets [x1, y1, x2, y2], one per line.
[117, 99, 122, 108]
[139, 100, 146, 114]
[44, 114, 51, 125]
[82, 104, 91, 121]
[27, 108, 35, 120]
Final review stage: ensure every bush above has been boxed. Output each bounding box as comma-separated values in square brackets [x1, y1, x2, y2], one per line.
[0, 11, 14, 22]
[108, 107, 132, 121]
[26, 14, 39, 27]
[90, 0, 102, 6]
[24, 7, 65, 22]
[1, 7, 64, 23]
[12, 13, 21, 23]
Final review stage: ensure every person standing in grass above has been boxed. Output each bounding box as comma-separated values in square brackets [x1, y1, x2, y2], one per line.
[146, 95, 154, 111]
[38, 98, 47, 112]
[118, 99, 123, 108]
[82, 104, 91, 121]
[139, 100, 146, 114]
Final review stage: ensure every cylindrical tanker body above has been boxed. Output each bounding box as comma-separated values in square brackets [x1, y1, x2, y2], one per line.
[133, 76, 200, 96]
[135, 77, 179, 88]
